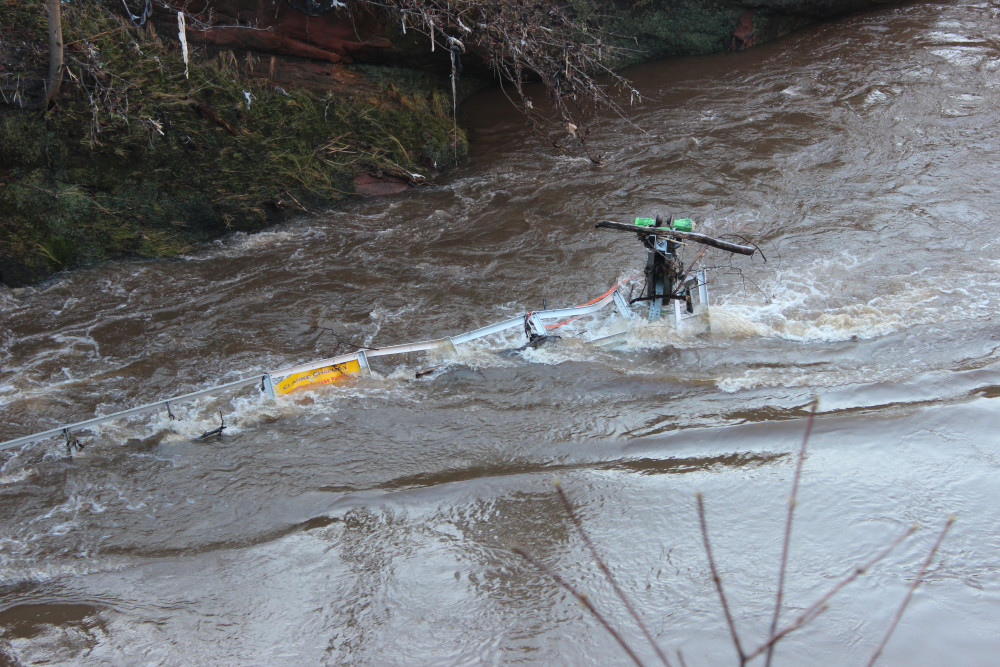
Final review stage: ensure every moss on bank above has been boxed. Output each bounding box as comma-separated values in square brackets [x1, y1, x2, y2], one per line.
[574, 0, 742, 59]
[0, 1, 466, 287]
[571, 0, 815, 66]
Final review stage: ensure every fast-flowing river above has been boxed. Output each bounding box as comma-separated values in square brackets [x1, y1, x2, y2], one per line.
[3, 1, 1000, 664]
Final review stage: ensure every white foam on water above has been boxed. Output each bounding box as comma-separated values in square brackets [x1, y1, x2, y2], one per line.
[0, 285, 19, 308]
[711, 251, 997, 344]
[758, 299, 911, 342]
[716, 366, 872, 393]
[0, 475, 178, 585]
[0, 467, 36, 485]
[517, 336, 607, 366]
[34, 491, 107, 523]
[47, 332, 101, 359]
[365, 301, 430, 347]
[103, 388, 290, 444]
[0, 551, 135, 587]
[180, 229, 302, 261]
[705, 309, 771, 338]
[618, 315, 711, 350]
[704, 248, 1000, 392]
[434, 333, 523, 370]
[0, 432, 221, 586]
[0, 330, 117, 410]
[0, 492, 98, 571]
[4, 366, 93, 402]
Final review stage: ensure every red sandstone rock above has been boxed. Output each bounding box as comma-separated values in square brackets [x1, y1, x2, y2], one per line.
[353, 173, 412, 195]
[160, 0, 392, 66]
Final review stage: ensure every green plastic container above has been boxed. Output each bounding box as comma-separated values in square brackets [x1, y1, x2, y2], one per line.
[634, 217, 656, 227]
[671, 218, 694, 232]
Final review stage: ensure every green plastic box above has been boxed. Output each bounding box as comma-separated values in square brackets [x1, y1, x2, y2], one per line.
[671, 218, 693, 232]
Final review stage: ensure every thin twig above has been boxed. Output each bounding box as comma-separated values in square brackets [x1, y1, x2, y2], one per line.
[554, 480, 671, 667]
[746, 524, 918, 661]
[765, 397, 818, 667]
[356, 0, 640, 152]
[668, 246, 707, 302]
[867, 516, 955, 666]
[696, 493, 745, 664]
[512, 545, 646, 667]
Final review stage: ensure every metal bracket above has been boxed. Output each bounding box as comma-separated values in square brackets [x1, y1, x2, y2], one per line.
[697, 269, 709, 308]
[261, 373, 276, 399]
[613, 289, 635, 319]
[64, 428, 84, 455]
[524, 312, 547, 340]
[356, 350, 371, 375]
[647, 237, 674, 322]
[673, 296, 684, 326]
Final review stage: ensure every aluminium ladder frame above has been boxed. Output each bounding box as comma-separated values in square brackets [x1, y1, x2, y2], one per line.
[2, 284, 663, 451]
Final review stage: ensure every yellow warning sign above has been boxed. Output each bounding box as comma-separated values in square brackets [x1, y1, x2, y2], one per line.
[274, 359, 362, 396]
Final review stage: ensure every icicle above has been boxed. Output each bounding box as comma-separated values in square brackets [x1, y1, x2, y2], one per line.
[422, 10, 434, 52]
[177, 11, 189, 80]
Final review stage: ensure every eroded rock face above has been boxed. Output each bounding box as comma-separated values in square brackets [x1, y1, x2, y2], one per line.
[188, 0, 392, 63]
[157, 0, 903, 91]
[159, 0, 470, 93]
[160, 1, 385, 63]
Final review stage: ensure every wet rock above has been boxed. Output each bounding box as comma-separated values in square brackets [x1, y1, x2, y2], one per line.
[353, 173, 412, 196]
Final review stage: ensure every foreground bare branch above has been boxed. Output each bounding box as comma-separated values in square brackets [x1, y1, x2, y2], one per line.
[554, 480, 671, 667]
[697, 492, 746, 664]
[746, 524, 918, 661]
[868, 516, 955, 666]
[765, 397, 818, 667]
[512, 544, 646, 667]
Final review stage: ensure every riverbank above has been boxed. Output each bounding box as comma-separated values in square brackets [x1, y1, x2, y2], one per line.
[1, 0, 900, 287]
[0, 1, 468, 286]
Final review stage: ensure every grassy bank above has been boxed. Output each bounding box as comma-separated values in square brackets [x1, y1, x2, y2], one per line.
[0, 0, 466, 286]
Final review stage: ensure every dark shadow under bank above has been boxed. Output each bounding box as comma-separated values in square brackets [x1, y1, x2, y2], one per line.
[0, 0, 904, 288]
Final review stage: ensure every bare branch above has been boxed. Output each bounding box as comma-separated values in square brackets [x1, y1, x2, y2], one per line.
[696, 493, 746, 664]
[747, 524, 919, 661]
[353, 0, 639, 155]
[512, 544, 646, 667]
[867, 516, 955, 666]
[765, 397, 818, 667]
[555, 480, 671, 667]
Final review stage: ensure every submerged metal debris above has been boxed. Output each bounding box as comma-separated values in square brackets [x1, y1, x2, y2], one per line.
[0, 217, 752, 451]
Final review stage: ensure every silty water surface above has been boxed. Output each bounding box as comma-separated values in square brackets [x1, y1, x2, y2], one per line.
[2, 1, 1000, 663]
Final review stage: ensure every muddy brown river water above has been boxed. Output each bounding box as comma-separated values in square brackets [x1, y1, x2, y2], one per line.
[3, 1, 1000, 664]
